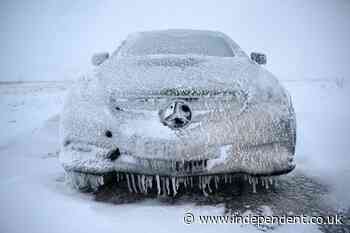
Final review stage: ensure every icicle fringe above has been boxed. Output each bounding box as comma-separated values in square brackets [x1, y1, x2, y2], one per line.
[103, 172, 276, 196]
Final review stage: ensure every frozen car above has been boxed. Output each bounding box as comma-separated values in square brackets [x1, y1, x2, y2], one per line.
[60, 29, 296, 195]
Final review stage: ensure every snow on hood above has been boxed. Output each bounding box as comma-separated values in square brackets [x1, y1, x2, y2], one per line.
[96, 54, 289, 105]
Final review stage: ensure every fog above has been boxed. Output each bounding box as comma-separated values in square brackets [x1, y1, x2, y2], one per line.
[1, 0, 349, 81]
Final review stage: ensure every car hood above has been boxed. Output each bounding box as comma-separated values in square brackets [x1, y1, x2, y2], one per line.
[95, 54, 289, 105]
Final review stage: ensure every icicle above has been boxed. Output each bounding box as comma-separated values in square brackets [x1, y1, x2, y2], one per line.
[156, 175, 161, 195]
[202, 176, 205, 190]
[137, 175, 142, 193]
[126, 174, 133, 193]
[207, 176, 212, 193]
[214, 175, 219, 189]
[261, 178, 265, 189]
[143, 175, 150, 193]
[201, 176, 208, 196]
[91, 177, 99, 191]
[144, 176, 148, 191]
[139, 175, 144, 193]
[190, 176, 193, 188]
[116, 173, 120, 182]
[142, 175, 146, 193]
[149, 176, 153, 189]
[131, 174, 138, 193]
[176, 177, 180, 190]
[98, 176, 104, 186]
[141, 175, 146, 193]
[184, 177, 187, 188]
[172, 177, 177, 196]
[252, 182, 256, 193]
[161, 177, 166, 196]
[265, 178, 269, 189]
[165, 177, 170, 195]
[86, 175, 97, 191]
[252, 177, 257, 193]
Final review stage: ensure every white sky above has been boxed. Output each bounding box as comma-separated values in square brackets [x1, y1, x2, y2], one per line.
[1, 0, 349, 81]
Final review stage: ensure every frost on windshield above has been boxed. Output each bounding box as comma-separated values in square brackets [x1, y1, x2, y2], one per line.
[117, 29, 235, 57]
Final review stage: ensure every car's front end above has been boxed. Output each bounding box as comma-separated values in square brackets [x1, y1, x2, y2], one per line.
[60, 30, 296, 195]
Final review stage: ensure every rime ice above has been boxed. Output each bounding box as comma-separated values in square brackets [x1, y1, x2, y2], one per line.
[59, 29, 296, 193]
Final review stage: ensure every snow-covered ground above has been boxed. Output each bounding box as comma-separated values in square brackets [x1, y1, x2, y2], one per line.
[288, 79, 350, 208]
[0, 79, 349, 233]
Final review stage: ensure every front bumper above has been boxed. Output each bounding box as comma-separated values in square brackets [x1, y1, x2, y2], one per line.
[60, 141, 295, 177]
[61, 141, 295, 193]
[114, 142, 295, 176]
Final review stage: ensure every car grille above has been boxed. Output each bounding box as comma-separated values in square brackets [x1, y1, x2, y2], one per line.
[134, 157, 209, 174]
[175, 159, 208, 173]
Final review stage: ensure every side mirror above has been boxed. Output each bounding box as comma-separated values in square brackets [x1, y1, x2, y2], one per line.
[91, 52, 109, 66]
[250, 52, 267, 65]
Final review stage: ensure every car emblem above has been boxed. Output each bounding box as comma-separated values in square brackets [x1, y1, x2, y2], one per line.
[159, 100, 192, 129]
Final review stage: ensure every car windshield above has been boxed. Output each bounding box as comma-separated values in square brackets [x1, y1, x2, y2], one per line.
[118, 31, 235, 57]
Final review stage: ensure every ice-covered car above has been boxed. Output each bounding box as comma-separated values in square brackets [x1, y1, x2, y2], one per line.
[60, 29, 296, 195]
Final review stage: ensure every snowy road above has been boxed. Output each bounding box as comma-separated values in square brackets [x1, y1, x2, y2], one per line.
[0, 80, 349, 233]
